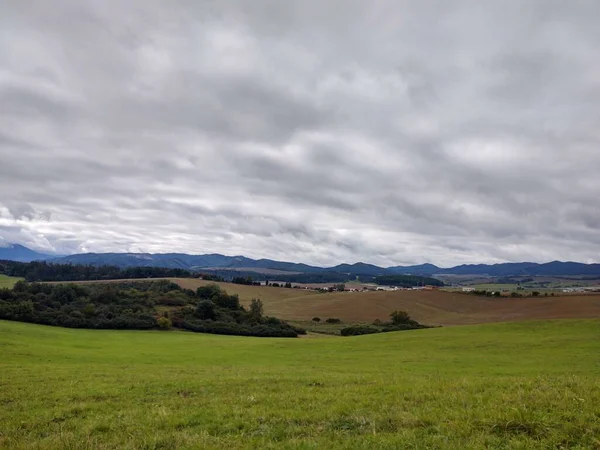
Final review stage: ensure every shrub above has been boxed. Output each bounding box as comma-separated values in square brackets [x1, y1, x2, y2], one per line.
[341, 326, 380, 336]
[325, 318, 341, 324]
[390, 310, 411, 325]
[312, 317, 321, 322]
[157, 316, 172, 329]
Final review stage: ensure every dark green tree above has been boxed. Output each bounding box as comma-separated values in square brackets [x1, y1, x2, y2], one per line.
[195, 300, 217, 320]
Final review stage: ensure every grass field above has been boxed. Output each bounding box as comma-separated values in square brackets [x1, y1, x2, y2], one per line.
[1, 319, 600, 449]
[0, 274, 22, 289]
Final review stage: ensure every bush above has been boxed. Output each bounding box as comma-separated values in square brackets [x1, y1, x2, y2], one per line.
[390, 310, 411, 325]
[341, 326, 380, 336]
[157, 316, 172, 329]
[312, 317, 321, 322]
[325, 318, 341, 324]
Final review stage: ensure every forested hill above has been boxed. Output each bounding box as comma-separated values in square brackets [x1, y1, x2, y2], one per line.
[0, 260, 193, 282]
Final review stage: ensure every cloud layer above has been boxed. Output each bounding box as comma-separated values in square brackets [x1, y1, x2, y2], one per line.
[1, 1, 600, 266]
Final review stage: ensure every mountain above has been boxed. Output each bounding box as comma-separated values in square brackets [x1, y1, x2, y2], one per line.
[53, 253, 326, 273]
[0, 244, 54, 262]
[387, 263, 441, 275]
[326, 262, 387, 276]
[5, 243, 600, 278]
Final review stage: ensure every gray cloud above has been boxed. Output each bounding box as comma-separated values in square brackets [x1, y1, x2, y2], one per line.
[1, 0, 600, 266]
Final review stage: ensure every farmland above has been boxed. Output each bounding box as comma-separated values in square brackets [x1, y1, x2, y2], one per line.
[45, 277, 600, 327]
[1, 319, 599, 449]
[172, 279, 600, 326]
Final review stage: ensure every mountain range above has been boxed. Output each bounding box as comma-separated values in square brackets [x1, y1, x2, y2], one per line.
[2, 243, 600, 278]
[0, 244, 56, 263]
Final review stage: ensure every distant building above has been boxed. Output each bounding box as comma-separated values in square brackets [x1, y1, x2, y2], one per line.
[462, 287, 475, 292]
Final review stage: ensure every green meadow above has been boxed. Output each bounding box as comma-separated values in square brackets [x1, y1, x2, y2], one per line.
[0, 275, 22, 289]
[1, 319, 600, 449]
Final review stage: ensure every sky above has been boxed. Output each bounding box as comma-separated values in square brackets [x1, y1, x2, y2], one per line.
[1, 1, 600, 267]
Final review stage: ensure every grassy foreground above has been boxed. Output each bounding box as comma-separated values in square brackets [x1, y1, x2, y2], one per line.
[1, 320, 599, 449]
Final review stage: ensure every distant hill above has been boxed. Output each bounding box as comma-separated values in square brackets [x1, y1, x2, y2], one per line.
[3, 243, 600, 279]
[387, 263, 441, 275]
[326, 262, 387, 276]
[0, 244, 54, 262]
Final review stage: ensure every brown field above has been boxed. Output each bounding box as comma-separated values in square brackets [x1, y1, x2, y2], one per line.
[50, 278, 600, 326]
[174, 279, 600, 326]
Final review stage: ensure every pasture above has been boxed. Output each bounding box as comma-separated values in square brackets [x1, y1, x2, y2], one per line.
[1, 319, 599, 449]
[0, 274, 22, 289]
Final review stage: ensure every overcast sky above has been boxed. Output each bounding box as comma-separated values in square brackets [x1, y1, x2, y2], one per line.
[1, 1, 600, 267]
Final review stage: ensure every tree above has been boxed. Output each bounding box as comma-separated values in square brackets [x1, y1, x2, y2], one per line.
[312, 317, 321, 322]
[195, 300, 217, 320]
[249, 298, 264, 321]
[196, 284, 222, 300]
[390, 310, 410, 325]
[212, 292, 240, 309]
[334, 284, 346, 292]
[284, 282, 292, 289]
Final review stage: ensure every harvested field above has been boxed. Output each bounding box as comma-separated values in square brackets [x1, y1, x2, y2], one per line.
[46, 278, 600, 326]
[254, 289, 600, 326]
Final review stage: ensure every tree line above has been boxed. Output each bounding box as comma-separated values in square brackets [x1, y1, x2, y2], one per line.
[374, 275, 444, 287]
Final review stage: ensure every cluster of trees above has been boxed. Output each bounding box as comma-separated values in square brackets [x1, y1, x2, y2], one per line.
[200, 274, 225, 282]
[466, 289, 547, 298]
[0, 280, 305, 337]
[374, 275, 444, 287]
[264, 281, 294, 288]
[340, 310, 431, 336]
[0, 260, 193, 282]
[231, 276, 261, 286]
